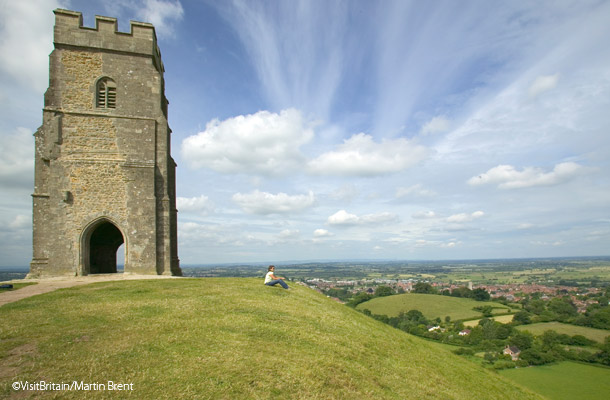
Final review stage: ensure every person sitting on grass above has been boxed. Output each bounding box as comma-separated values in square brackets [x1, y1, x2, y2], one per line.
[264, 265, 289, 289]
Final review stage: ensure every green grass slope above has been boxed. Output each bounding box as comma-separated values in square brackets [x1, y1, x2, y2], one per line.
[0, 279, 540, 399]
[357, 293, 511, 321]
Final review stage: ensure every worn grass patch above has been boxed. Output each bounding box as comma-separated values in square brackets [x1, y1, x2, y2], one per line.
[0, 278, 541, 399]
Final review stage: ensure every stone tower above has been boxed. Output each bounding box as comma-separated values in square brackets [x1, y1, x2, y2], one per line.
[29, 9, 181, 277]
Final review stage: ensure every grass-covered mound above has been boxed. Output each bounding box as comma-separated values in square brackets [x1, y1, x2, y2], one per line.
[0, 278, 540, 399]
[357, 293, 512, 321]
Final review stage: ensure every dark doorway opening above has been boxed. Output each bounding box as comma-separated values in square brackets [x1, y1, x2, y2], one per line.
[89, 221, 124, 274]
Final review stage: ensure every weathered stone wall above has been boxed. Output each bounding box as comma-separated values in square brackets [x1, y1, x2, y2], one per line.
[30, 9, 180, 277]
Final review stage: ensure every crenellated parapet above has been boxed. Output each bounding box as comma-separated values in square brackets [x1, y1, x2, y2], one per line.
[53, 9, 164, 74]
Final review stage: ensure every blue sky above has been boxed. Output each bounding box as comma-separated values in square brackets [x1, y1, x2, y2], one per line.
[1, 0, 609, 267]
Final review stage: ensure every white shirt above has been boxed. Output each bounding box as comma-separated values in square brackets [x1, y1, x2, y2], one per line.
[264, 271, 274, 284]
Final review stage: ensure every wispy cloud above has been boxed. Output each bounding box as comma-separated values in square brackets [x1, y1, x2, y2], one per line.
[412, 211, 438, 220]
[232, 190, 315, 215]
[446, 211, 484, 223]
[308, 133, 428, 177]
[420, 116, 450, 136]
[528, 73, 559, 98]
[103, 0, 183, 38]
[468, 162, 588, 189]
[327, 210, 399, 227]
[217, 0, 347, 117]
[395, 184, 436, 200]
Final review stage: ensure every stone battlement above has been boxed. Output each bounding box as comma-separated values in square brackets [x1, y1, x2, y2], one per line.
[53, 9, 164, 73]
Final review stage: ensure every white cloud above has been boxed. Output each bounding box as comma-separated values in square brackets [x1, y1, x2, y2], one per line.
[0, 127, 34, 189]
[468, 162, 587, 189]
[232, 190, 315, 215]
[327, 209, 399, 226]
[528, 73, 559, 98]
[0, 0, 60, 93]
[327, 210, 359, 226]
[329, 184, 359, 202]
[308, 133, 428, 176]
[412, 210, 437, 219]
[396, 184, 436, 199]
[313, 229, 332, 238]
[182, 109, 313, 176]
[420, 116, 450, 135]
[277, 229, 300, 240]
[177, 195, 214, 216]
[446, 211, 484, 223]
[137, 0, 184, 38]
[9, 214, 30, 229]
[105, 0, 184, 38]
[517, 223, 534, 230]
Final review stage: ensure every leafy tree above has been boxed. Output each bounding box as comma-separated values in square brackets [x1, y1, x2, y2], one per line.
[405, 309, 426, 322]
[484, 352, 496, 364]
[324, 288, 351, 301]
[511, 311, 532, 325]
[596, 337, 610, 366]
[474, 305, 494, 317]
[590, 306, 610, 329]
[472, 288, 491, 301]
[413, 282, 436, 294]
[547, 297, 578, 321]
[540, 330, 561, 351]
[451, 286, 472, 298]
[346, 292, 372, 308]
[520, 348, 555, 365]
[374, 285, 394, 297]
[508, 331, 533, 350]
[570, 335, 595, 347]
[524, 299, 546, 315]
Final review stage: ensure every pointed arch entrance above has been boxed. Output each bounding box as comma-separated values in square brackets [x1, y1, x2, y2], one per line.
[82, 219, 125, 274]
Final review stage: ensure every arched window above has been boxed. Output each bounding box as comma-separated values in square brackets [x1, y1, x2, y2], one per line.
[96, 77, 116, 109]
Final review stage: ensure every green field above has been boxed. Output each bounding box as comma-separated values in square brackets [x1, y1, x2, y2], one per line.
[516, 322, 610, 343]
[463, 314, 516, 327]
[499, 362, 610, 400]
[356, 293, 512, 321]
[0, 278, 541, 399]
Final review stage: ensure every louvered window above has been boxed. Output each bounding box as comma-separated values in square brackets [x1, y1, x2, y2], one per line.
[96, 78, 116, 109]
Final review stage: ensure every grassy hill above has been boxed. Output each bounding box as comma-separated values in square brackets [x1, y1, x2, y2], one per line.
[0, 278, 540, 399]
[357, 293, 512, 321]
[516, 322, 610, 343]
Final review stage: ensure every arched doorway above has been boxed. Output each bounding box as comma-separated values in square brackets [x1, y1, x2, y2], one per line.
[87, 220, 125, 274]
